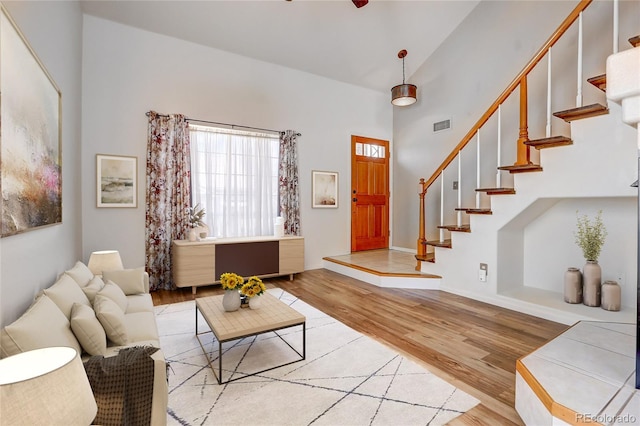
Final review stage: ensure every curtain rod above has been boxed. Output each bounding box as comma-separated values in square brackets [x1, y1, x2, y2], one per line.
[145, 111, 301, 136]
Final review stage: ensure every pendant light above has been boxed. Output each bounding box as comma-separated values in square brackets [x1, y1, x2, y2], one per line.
[391, 49, 417, 106]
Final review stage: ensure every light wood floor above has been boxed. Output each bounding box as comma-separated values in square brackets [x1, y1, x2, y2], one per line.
[152, 268, 568, 425]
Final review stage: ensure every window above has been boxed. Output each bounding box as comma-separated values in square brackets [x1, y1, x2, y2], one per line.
[189, 125, 279, 238]
[355, 142, 385, 158]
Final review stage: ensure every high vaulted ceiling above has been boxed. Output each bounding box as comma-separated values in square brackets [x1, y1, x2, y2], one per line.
[80, 0, 480, 93]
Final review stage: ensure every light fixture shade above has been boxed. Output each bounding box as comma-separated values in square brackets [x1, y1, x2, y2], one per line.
[87, 249, 124, 275]
[0, 347, 97, 425]
[391, 83, 417, 106]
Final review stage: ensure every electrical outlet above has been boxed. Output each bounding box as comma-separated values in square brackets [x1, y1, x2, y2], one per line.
[616, 272, 625, 286]
[453, 181, 459, 190]
[479, 263, 488, 282]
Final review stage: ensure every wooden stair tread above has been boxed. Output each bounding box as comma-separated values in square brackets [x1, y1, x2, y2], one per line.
[415, 252, 435, 263]
[630, 35, 640, 47]
[553, 103, 609, 122]
[497, 163, 543, 173]
[475, 187, 516, 195]
[587, 74, 606, 92]
[437, 224, 471, 232]
[426, 239, 452, 248]
[525, 136, 573, 149]
[455, 207, 493, 215]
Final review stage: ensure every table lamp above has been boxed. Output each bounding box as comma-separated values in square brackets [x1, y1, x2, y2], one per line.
[0, 346, 97, 425]
[87, 250, 124, 275]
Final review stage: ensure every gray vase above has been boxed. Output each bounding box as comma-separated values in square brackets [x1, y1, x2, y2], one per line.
[582, 260, 601, 307]
[601, 280, 621, 311]
[564, 267, 582, 304]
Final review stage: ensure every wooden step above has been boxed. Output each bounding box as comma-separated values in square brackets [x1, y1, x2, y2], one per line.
[475, 187, 516, 195]
[629, 35, 640, 47]
[437, 224, 471, 233]
[497, 163, 543, 174]
[426, 239, 452, 249]
[553, 103, 609, 122]
[455, 207, 493, 215]
[525, 136, 573, 149]
[587, 74, 606, 92]
[631, 180, 638, 188]
[415, 252, 435, 263]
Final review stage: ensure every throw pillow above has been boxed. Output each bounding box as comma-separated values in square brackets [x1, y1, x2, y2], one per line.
[43, 274, 91, 320]
[82, 276, 106, 303]
[63, 261, 94, 287]
[94, 295, 128, 346]
[70, 303, 107, 356]
[102, 268, 146, 295]
[96, 280, 128, 313]
[0, 295, 82, 358]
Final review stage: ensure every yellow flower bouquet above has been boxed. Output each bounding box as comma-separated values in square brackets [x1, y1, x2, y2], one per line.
[220, 272, 244, 291]
[240, 276, 266, 298]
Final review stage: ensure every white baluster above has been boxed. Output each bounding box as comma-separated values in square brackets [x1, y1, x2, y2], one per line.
[457, 151, 462, 228]
[576, 12, 583, 108]
[496, 105, 502, 188]
[613, 0, 619, 54]
[546, 47, 552, 138]
[440, 171, 445, 242]
[476, 130, 481, 209]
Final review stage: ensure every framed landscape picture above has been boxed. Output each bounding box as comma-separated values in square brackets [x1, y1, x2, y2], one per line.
[312, 170, 338, 208]
[1, 5, 62, 237]
[96, 154, 137, 208]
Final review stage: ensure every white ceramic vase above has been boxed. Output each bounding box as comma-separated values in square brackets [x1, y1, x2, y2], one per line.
[249, 295, 262, 310]
[582, 260, 601, 307]
[188, 228, 197, 242]
[222, 290, 241, 312]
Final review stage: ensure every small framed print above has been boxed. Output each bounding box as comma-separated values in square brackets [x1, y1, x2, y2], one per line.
[96, 154, 137, 208]
[312, 170, 338, 209]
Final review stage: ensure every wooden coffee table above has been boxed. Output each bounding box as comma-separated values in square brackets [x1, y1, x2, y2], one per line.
[195, 292, 306, 384]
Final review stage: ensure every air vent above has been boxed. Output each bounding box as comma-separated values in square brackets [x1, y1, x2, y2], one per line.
[433, 119, 451, 132]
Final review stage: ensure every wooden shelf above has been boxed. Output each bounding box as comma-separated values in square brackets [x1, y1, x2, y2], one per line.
[497, 164, 543, 174]
[475, 187, 516, 195]
[525, 136, 573, 149]
[455, 207, 493, 215]
[426, 239, 452, 249]
[437, 224, 471, 232]
[553, 103, 609, 122]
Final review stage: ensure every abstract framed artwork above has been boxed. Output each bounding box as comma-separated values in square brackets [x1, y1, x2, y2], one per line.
[312, 170, 338, 209]
[1, 5, 62, 237]
[96, 154, 138, 208]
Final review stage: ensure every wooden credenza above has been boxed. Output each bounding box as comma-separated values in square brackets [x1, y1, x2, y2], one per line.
[172, 235, 304, 294]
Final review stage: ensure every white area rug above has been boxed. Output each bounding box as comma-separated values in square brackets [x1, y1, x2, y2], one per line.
[155, 288, 479, 425]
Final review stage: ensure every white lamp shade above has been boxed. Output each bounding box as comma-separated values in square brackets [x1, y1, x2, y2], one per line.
[0, 347, 97, 425]
[88, 250, 124, 275]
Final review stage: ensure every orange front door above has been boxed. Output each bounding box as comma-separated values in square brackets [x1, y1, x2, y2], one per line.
[351, 135, 390, 252]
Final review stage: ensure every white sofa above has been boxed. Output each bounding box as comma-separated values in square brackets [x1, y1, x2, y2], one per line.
[0, 261, 168, 425]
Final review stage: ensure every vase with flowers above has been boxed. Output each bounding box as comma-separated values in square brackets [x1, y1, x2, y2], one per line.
[574, 210, 607, 307]
[240, 276, 267, 309]
[220, 272, 244, 312]
[186, 203, 207, 241]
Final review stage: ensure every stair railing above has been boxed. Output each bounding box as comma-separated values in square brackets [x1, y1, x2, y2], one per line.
[416, 0, 596, 265]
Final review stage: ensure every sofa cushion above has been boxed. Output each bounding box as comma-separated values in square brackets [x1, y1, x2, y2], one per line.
[126, 294, 155, 314]
[64, 261, 94, 287]
[82, 275, 106, 303]
[103, 268, 146, 295]
[124, 312, 160, 342]
[94, 296, 128, 346]
[43, 274, 91, 320]
[97, 281, 128, 313]
[0, 295, 81, 358]
[70, 303, 107, 356]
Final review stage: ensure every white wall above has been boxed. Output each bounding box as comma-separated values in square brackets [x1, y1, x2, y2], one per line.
[0, 1, 83, 326]
[81, 15, 392, 272]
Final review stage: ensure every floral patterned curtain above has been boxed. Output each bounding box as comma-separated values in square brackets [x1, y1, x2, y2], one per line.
[278, 130, 301, 236]
[145, 112, 191, 291]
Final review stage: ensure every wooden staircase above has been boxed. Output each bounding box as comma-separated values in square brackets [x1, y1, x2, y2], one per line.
[415, 0, 639, 267]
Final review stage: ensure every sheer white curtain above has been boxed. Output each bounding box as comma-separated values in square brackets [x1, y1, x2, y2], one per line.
[190, 125, 279, 238]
